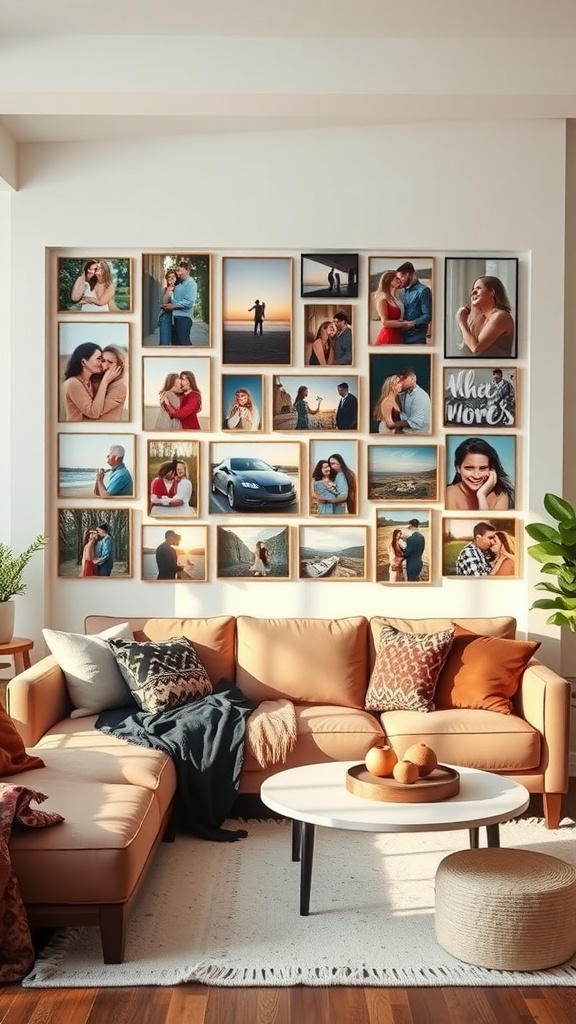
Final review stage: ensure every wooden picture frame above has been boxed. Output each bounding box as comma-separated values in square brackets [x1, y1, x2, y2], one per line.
[272, 374, 359, 432]
[57, 257, 132, 313]
[57, 433, 136, 499]
[141, 524, 208, 582]
[444, 256, 519, 359]
[444, 434, 517, 511]
[57, 508, 132, 578]
[141, 252, 211, 347]
[443, 366, 518, 429]
[146, 439, 200, 520]
[368, 256, 434, 346]
[142, 356, 211, 432]
[221, 373, 264, 432]
[300, 253, 359, 299]
[367, 444, 438, 502]
[58, 322, 130, 424]
[375, 508, 432, 585]
[298, 525, 367, 580]
[309, 439, 359, 516]
[442, 517, 519, 578]
[304, 303, 354, 366]
[369, 353, 433, 435]
[216, 525, 291, 580]
[209, 441, 301, 514]
[222, 256, 292, 365]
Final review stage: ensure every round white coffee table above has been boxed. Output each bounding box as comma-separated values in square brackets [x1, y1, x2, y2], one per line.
[260, 761, 530, 915]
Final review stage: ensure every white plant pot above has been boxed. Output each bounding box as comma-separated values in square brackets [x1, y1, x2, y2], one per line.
[0, 601, 15, 645]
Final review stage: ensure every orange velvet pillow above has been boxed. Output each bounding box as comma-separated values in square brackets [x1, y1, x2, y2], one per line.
[433, 628, 541, 714]
[0, 706, 44, 777]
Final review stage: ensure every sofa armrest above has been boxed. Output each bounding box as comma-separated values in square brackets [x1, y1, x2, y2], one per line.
[515, 659, 571, 794]
[6, 655, 71, 748]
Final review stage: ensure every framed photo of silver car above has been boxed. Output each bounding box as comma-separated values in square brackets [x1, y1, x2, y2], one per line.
[375, 508, 432, 585]
[443, 366, 518, 429]
[141, 252, 211, 347]
[442, 517, 519, 578]
[57, 256, 132, 313]
[141, 524, 208, 582]
[222, 256, 292, 365]
[221, 373, 264, 432]
[444, 256, 518, 359]
[209, 441, 301, 514]
[272, 374, 359, 432]
[298, 525, 367, 580]
[142, 356, 211, 432]
[216, 525, 291, 580]
[146, 440, 200, 519]
[368, 256, 434, 346]
[367, 445, 438, 503]
[57, 507, 132, 578]
[309, 439, 358, 516]
[57, 433, 136, 499]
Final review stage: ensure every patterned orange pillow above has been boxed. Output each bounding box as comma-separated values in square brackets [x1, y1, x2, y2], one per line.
[364, 624, 455, 713]
[434, 628, 541, 714]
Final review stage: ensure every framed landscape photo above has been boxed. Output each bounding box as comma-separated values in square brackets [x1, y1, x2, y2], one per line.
[368, 256, 434, 346]
[298, 525, 367, 580]
[142, 356, 211, 432]
[146, 439, 200, 519]
[58, 433, 135, 499]
[209, 441, 301, 514]
[444, 433, 517, 511]
[444, 256, 519, 359]
[141, 525, 207, 582]
[222, 256, 292, 365]
[141, 253, 211, 347]
[375, 509, 432, 585]
[442, 517, 519, 578]
[272, 374, 359, 432]
[309, 439, 358, 516]
[367, 445, 438, 502]
[58, 322, 130, 423]
[57, 507, 132, 578]
[57, 257, 132, 313]
[304, 304, 354, 366]
[300, 253, 359, 299]
[217, 525, 291, 580]
[443, 366, 518, 429]
[221, 373, 264, 432]
[369, 353, 433, 435]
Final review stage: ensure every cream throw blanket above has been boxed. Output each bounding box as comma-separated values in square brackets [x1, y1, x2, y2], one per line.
[245, 700, 297, 768]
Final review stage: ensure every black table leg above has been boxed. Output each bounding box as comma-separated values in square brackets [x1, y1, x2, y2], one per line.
[300, 822, 315, 916]
[486, 824, 500, 847]
[469, 827, 479, 848]
[292, 819, 302, 861]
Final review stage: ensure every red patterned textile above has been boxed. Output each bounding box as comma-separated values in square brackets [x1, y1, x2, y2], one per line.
[0, 785, 64, 982]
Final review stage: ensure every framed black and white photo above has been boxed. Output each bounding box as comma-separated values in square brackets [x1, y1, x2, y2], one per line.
[443, 366, 518, 429]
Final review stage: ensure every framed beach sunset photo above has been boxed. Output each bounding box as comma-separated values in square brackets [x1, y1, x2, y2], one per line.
[272, 374, 359, 432]
[57, 507, 132, 578]
[367, 445, 438, 502]
[57, 256, 132, 313]
[141, 525, 208, 582]
[375, 508, 432, 585]
[58, 321, 130, 424]
[57, 433, 136, 499]
[222, 257, 292, 365]
[141, 252, 211, 347]
[217, 524, 291, 580]
[298, 525, 367, 580]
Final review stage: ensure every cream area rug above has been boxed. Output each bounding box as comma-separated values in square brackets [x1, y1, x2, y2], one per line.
[24, 816, 576, 988]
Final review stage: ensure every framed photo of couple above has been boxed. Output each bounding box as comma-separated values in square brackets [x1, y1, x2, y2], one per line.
[309, 440, 358, 516]
[142, 356, 211, 432]
[57, 508, 132, 579]
[300, 253, 359, 300]
[57, 257, 133, 314]
[444, 256, 519, 359]
[375, 509, 432, 585]
[272, 375, 360, 432]
[216, 525, 291, 580]
[146, 440, 200, 520]
[58, 322, 130, 423]
[369, 353, 433, 436]
[141, 525, 208, 582]
[298, 525, 367, 580]
[368, 256, 434, 347]
[304, 304, 354, 366]
[141, 253, 211, 348]
[441, 517, 519, 578]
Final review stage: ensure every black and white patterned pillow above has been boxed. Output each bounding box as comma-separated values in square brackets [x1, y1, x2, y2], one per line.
[108, 636, 213, 713]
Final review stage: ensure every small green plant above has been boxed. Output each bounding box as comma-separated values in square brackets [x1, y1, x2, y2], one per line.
[0, 534, 49, 603]
[525, 494, 576, 631]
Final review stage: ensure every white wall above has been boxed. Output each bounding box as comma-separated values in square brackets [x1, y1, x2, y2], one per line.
[6, 120, 567, 665]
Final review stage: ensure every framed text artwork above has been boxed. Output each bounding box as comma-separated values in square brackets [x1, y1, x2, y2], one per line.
[443, 366, 518, 429]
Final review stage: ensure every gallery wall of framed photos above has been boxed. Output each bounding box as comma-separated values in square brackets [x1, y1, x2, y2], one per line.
[51, 250, 522, 587]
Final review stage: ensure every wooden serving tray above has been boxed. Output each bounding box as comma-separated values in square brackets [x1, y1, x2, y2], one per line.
[346, 763, 460, 803]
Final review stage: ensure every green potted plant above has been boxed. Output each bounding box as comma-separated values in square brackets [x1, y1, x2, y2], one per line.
[525, 493, 576, 631]
[0, 534, 49, 644]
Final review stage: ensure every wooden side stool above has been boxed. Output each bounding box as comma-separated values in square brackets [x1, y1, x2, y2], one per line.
[0, 637, 33, 710]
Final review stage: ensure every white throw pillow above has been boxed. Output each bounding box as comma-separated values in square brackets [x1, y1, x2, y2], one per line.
[42, 622, 133, 718]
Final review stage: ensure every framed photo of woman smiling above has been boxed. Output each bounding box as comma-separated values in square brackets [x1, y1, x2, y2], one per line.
[444, 434, 517, 512]
[444, 257, 518, 359]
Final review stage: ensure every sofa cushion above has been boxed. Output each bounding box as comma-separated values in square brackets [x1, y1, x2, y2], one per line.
[434, 629, 541, 714]
[368, 616, 516, 672]
[0, 705, 44, 776]
[235, 616, 368, 707]
[42, 622, 132, 718]
[85, 616, 236, 686]
[365, 624, 455, 713]
[108, 636, 213, 713]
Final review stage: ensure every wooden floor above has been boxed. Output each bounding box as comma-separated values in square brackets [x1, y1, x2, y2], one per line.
[1, 782, 575, 1023]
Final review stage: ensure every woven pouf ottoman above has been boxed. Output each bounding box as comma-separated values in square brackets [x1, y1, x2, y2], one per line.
[435, 848, 576, 971]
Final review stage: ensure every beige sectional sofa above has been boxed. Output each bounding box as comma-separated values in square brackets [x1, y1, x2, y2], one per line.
[4, 613, 571, 964]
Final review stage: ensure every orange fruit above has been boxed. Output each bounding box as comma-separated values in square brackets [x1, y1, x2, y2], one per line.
[403, 743, 438, 777]
[392, 760, 419, 785]
[365, 744, 398, 778]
